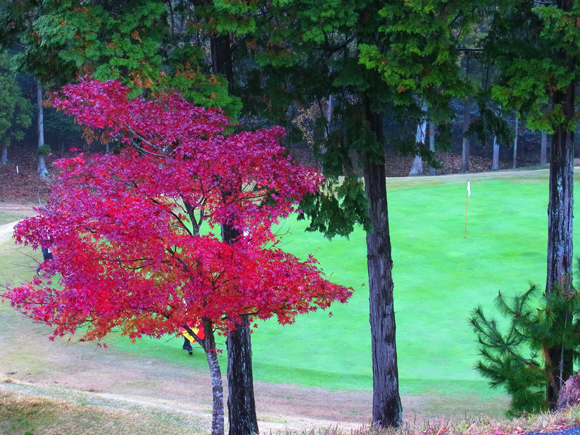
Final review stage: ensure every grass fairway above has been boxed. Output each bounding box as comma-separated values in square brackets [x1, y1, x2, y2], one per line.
[3, 168, 576, 420]
[109, 169, 569, 413]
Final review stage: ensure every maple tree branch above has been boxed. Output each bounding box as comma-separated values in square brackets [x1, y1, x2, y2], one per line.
[151, 198, 194, 237]
[125, 125, 170, 157]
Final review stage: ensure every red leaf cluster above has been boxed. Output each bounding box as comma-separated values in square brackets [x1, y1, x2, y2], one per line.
[4, 78, 352, 342]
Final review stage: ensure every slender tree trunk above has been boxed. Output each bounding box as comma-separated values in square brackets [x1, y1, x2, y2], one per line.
[409, 103, 427, 176]
[363, 97, 402, 428]
[545, 82, 575, 408]
[325, 94, 332, 140]
[187, 319, 225, 435]
[37, 81, 47, 177]
[409, 156, 422, 176]
[226, 314, 258, 435]
[492, 134, 500, 170]
[512, 116, 519, 169]
[429, 121, 436, 176]
[541, 131, 548, 165]
[1, 146, 7, 164]
[461, 97, 471, 173]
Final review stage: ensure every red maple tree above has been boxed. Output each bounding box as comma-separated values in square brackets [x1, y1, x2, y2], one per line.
[2, 78, 352, 435]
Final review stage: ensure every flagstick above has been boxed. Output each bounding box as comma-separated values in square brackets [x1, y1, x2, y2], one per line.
[464, 179, 470, 238]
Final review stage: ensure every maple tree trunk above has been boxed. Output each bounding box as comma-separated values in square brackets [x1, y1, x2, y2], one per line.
[541, 131, 548, 165]
[492, 135, 500, 170]
[545, 83, 575, 408]
[198, 318, 226, 435]
[226, 314, 258, 435]
[363, 98, 402, 428]
[461, 97, 471, 174]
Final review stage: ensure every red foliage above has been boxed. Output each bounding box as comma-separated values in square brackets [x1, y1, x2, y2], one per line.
[3, 78, 352, 342]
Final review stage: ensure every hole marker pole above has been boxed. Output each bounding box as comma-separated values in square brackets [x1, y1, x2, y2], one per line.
[465, 179, 470, 238]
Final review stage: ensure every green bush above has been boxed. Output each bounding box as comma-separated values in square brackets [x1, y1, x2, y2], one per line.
[471, 282, 580, 416]
[37, 143, 51, 156]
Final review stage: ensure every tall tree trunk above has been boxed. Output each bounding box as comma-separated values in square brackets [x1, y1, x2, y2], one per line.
[408, 155, 422, 176]
[37, 81, 47, 177]
[492, 134, 500, 170]
[363, 97, 402, 428]
[545, 83, 575, 408]
[460, 97, 471, 174]
[325, 94, 332, 140]
[226, 314, 258, 435]
[211, 34, 234, 92]
[409, 103, 427, 176]
[541, 131, 548, 165]
[1, 146, 7, 165]
[429, 121, 436, 176]
[211, 31, 259, 434]
[512, 116, 519, 169]
[185, 319, 225, 435]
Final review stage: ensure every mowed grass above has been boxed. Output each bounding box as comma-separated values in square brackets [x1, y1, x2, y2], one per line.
[109, 169, 566, 409]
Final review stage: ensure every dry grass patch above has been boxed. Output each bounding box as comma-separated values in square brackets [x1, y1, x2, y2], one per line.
[273, 406, 580, 435]
[0, 378, 212, 435]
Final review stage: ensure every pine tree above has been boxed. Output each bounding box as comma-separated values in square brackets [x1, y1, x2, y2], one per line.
[471, 284, 580, 416]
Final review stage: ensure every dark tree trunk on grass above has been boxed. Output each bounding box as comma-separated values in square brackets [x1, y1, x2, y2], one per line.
[222, 223, 259, 435]
[545, 83, 575, 409]
[363, 97, 402, 428]
[212, 30, 259, 434]
[226, 314, 258, 435]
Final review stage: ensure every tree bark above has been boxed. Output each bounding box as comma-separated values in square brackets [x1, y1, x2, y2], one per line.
[226, 315, 259, 435]
[409, 103, 427, 176]
[203, 319, 225, 435]
[187, 318, 225, 435]
[408, 155, 422, 176]
[545, 83, 575, 408]
[460, 97, 471, 173]
[541, 131, 548, 165]
[429, 121, 435, 176]
[1, 146, 7, 165]
[211, 30, 259, 434]
[512, 116, 519, 169]
[363, 97, 402, 428]
[221, 223, 259, 435]
[492, 134, 500, 170]
[211, 34, 234, 93]
[37, 80, 47, 177]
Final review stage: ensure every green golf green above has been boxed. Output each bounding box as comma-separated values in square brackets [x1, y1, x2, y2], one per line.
[105, 170, 576, 400]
